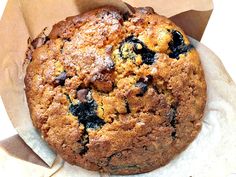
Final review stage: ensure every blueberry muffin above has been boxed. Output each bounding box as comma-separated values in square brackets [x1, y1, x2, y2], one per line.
[24, 6, 206, 175]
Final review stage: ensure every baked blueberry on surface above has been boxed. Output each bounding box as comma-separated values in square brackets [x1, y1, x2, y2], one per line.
[24, 6, 206, 175]
[168, 30, 193, 59]
[119, 36, 156, 64]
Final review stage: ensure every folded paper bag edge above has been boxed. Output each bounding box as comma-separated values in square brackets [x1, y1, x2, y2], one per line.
[18, 0, 213, 39]
[124, 0, 213, 18]
[0, 48, 57, 167]
[15, 128, 56, 167]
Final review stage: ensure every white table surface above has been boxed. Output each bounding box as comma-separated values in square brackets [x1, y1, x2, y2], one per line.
[0, 0, 235, 176]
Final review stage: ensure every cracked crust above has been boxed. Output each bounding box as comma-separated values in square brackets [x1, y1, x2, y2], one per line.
[24, 6, 206, 175]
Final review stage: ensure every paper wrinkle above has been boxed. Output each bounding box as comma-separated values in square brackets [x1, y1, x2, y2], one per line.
[17, 0, 213, 38]
[18, 0, 131, 38]
[17, 128, 56, 167]
[124, 0, 213, 17]
[0, 51, 56, 166]
[0, 147, 63, 177]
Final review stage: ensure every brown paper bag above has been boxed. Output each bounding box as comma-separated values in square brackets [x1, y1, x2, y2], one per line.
[4, 0, 233, 177]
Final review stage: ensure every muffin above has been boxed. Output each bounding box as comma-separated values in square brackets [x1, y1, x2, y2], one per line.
[24, 6, 206, 175]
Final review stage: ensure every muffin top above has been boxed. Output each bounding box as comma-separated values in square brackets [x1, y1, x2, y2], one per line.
[24, 6, 206, 175]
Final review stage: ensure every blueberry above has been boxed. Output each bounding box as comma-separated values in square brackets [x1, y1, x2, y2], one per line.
[125, 100, 131, 113]
[77, 130, 89, 155]
[135, 82, 148, 96]
[54, 71, 67, 86]
[70, 90, 105, 155]
[119, 36, 156, 65]
[84, 115, 105, 129]
[168, 106, 177, 128]
[69, 91, 105, 129]
[168, 30, 193, 59]
[167, 105, 178, 139]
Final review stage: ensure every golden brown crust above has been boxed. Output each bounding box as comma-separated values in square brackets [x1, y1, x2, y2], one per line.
[24, 6, 206, 174]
